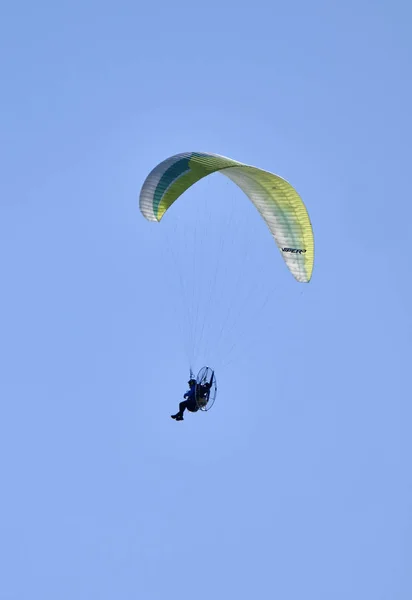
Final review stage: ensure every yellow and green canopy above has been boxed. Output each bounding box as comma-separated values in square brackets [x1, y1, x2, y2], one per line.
[139, 152, 314, 283]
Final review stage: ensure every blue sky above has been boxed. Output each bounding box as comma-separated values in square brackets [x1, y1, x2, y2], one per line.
[1, 0, 411, 598]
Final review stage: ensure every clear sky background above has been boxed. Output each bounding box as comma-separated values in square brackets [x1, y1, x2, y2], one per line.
[1, 1, 411, 598]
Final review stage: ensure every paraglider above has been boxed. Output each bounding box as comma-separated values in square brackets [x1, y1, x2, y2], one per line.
[171, 377, 197, 421]
[139, 151, 314, 420]
[171, 368, 217, 422]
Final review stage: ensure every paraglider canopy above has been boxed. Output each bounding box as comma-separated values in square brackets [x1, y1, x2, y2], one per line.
[139, 151, 314, 283]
